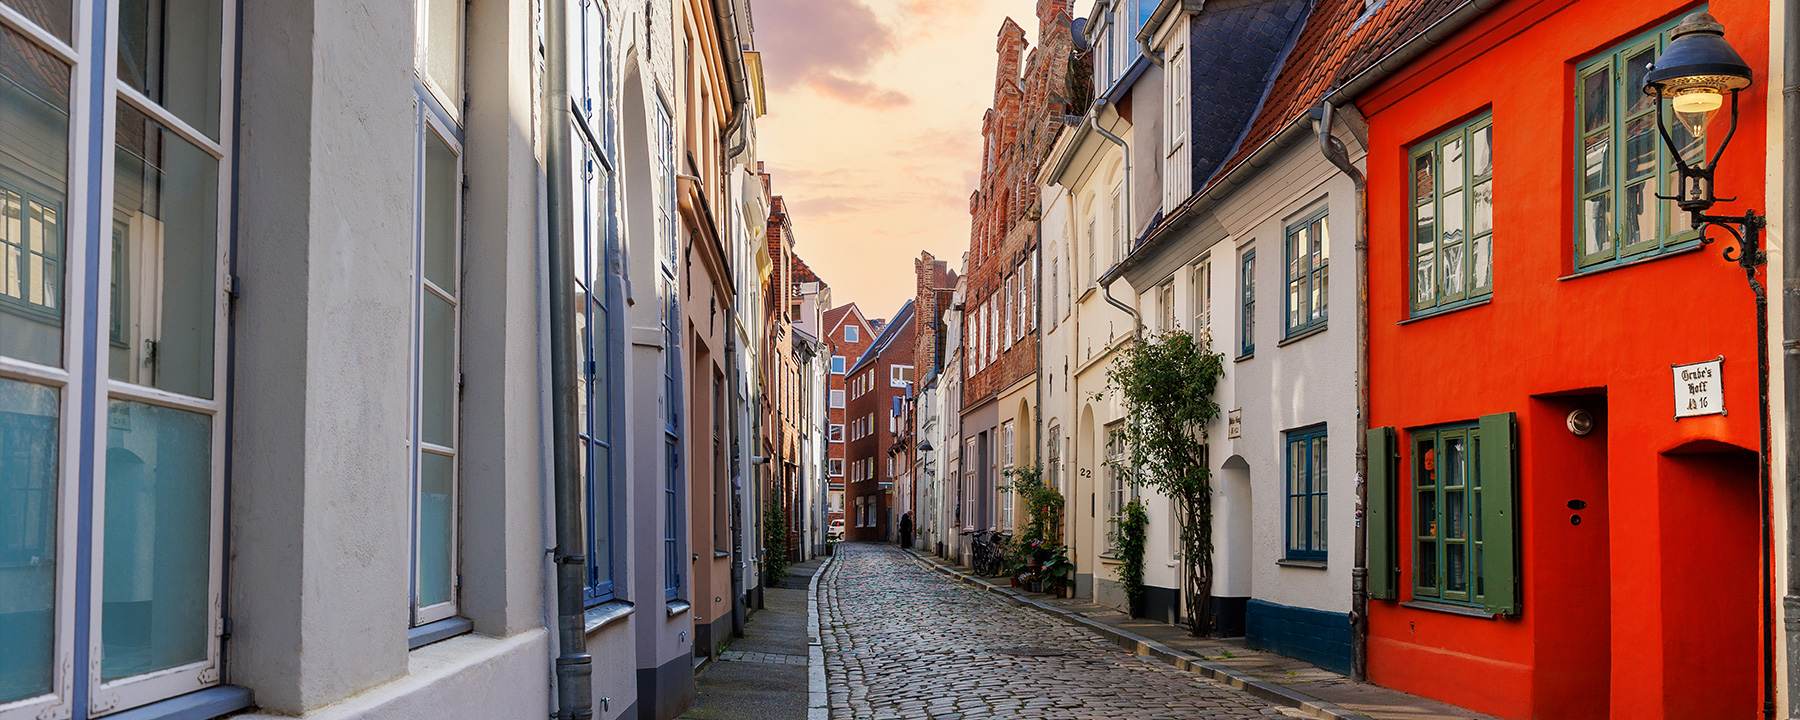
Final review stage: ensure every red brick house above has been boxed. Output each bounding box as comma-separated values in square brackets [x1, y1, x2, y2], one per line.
[824, 303, 875, 527]
[844, 302, 915, 542]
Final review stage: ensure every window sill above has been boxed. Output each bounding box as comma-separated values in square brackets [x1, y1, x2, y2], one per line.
[1399, 297, 1491, 325]
[1098, 554, 1123, 565]
[585, 600, 635, 634]
[1276, 558, 1328, 570]
[1235, 351, 1254, 363]
[1277, 324, 1328, 348]
[1559, 243, 1702, 282]
[714, 550, 730, 558]
[1400, 600, 1497, 619]
[104, 685, 252, 720]
[409, 617, 473, 650]
[666, 600, 692, 617]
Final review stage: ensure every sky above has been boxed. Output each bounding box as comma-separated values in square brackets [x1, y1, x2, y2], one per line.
[752, 0, 1094, 319]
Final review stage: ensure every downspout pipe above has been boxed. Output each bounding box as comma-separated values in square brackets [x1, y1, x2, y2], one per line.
[1090, 100, 1143, 336]
[543, 0, 593, 718]
[1317, 100, 1371, 683]
[1782, 0, 1800, 714]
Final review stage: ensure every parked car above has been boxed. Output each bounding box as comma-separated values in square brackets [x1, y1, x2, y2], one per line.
[828, 519, 845, 540]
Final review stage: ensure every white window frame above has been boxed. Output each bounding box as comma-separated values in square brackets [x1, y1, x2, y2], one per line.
[830, 355, 844, 374]
[890, 365, 913, 388]
[1000, 420, 1016, 530]
[410, 103, 464, 628]
[844, 325, 858, 343]
[828, 424, 843, 442]
[829, 389, 844, 408]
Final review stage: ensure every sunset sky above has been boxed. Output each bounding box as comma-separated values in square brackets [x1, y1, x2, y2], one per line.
[752, 0, 1094, 319]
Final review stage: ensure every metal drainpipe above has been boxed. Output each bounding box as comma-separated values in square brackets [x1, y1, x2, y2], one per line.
[543, 0, 593, 717]
[1090, 101, 1142, 336]
[1317, 101, 1370, 683]
[1783, 0, 1800, 713]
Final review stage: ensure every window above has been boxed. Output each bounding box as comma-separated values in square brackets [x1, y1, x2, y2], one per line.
[653, 95, 682, 602]
[1407, 414, 1517, 613]
[412, 104, 463, 628]
[1003, 275, 1014, 349]
[1165, 42, 1189, 209]
[1158, 280, 1175, 333]
[831, 355, 844, 374]
[1191, 260, 1211, 340]
[1000, 420, 1016, 530]
[1284, 207, 1328, 337]
[576, 0, 621, 606]
[844, 325, 859, 343]
[829, 389, 844, 408]
[1111, 188, 1127, 266]
[1046, 424, 1063, 493]
[1575, 19, 1705, 270]
[891, 365, 914, 387]
[1239, 248, 1256, 355]
[1284, 425, 1328, 560]
[1086, 218, 1098, 288]
[830, 459, 843, 477]
[1411, 115, 1494, 312]
[1104, 422, 1132, 552]
[829, 424, 843, 442]
[1049, 257, 1060, 327]
[0, 0, 239, 715]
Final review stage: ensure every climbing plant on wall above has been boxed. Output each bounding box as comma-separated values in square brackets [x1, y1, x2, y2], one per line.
[1103, 329, 1226, 635]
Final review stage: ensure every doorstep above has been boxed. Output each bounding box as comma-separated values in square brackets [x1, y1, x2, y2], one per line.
[903, 549, 1499, 720]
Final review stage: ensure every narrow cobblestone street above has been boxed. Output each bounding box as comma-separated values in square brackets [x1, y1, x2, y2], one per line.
[818, 544, 1291, 719]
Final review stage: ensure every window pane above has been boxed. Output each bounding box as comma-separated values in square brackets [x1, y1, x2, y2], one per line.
[1414, 200, 1435, 258]
[1446, 543, 1467, 592]
[1471, 234, 1492, 293]
[1624, 115, 1657, 180]
[0, 378, 57, 704]
[1583, 194, 1613, 259]
[424, 0, 462, 98]
[102, 400, 211, 681]
[421, 292, 455, 447]
[1582, 68, 1610, 133]
[4, 0, 72, 43]
[417, 450, 453, 608]
[1470, 126, 1492, 179]
[589, 441, 610, 589]
[0, 24, 70, 368]
[1471, 181, 1493, 237]
[112, 102, 219, 399]
[1624, 48, 1657, 116]
[1417, 540, 1437, 588]
[118, 0, 223, 139]
[1623, 182, 1656, 249]
[1413, 152, 1434, 204]
[423, 130, 457, 292]
[1441, 243, 1464, 297]
[1583, 134, 1610, 193]
[1414, 253, 1434, 306]
[1441, 137, 1464, 194]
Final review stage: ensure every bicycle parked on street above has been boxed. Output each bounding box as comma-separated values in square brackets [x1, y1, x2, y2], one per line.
[960, 527, 1011, 578]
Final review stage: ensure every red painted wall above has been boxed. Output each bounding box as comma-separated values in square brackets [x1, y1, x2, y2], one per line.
[1359, 0, 1768, 717]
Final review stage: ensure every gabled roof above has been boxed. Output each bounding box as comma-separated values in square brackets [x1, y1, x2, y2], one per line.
[1182, 0, 1310, 190]
[848, 301, 915, 375]
[824, 303, 869, 343]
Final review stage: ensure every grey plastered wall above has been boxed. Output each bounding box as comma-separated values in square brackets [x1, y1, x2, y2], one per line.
[231, 0, 417, 712]
[459, 0, 549, 640]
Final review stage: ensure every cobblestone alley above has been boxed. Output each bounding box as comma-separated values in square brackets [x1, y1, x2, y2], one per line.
[818, 544, 1292, 719]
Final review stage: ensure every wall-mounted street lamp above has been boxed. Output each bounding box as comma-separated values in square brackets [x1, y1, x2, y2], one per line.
[1641, 13, 1773, 719]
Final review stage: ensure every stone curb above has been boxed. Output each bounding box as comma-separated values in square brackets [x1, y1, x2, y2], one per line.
[903, 549, 1363, 720]
[806, 554, 835, 720]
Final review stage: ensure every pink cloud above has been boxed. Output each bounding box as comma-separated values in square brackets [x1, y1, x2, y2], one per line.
[753, 0, 910, 107]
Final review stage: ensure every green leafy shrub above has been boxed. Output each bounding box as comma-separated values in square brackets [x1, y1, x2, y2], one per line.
[1112, 501, 1149, 616]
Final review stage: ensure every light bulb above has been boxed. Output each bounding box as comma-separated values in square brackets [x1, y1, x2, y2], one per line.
[1671, 88, 1723, 136]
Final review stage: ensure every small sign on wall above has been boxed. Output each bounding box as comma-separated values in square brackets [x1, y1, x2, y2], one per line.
[1673, 356, 1725, 419]
[1228, 409, 1242, 438]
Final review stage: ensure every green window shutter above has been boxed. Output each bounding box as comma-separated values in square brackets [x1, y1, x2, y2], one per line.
[1366, 427, 1398, 600]
[1478, 412, 1518, 615]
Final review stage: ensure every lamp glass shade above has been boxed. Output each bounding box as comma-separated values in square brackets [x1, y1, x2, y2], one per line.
[1671, 88, 1722, 135]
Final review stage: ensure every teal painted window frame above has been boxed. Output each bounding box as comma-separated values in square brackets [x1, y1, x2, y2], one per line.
[1239, 247, 1255, 356]
[1282, 206, 1328, 337]
[1410, 423, 1484, 607]
[1409, 113, 1494, 314]
[1573, 16, 1706, 271]
[1284, 424, 1328, 560]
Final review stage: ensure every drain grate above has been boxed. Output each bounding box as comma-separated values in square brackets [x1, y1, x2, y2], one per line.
[994, 646, 1068, 657]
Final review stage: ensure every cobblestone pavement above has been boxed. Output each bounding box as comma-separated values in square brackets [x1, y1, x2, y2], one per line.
[818, 543, 1290, 720]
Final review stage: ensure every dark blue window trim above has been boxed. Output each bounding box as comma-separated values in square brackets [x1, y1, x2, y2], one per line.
[102, 686, 253, 720]
[1284, 424, 1327, 561]
[1282, 206, 1328, 338]
[576, 0, 621, 607]
[407, 617, 473, 649]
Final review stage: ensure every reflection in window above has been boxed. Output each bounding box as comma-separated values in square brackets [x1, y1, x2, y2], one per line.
[117, 0, 223, 139]
[0, 23, 70, 368]
[0, 378, 58, 704]
[111, 101, 219, 399]
[101, 400, 212, 681]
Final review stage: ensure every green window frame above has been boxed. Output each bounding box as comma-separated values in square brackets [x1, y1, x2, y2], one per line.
[1283, 207, 1328, 336]
[1410, 413, 1518, 614]
[1285, 424, 1327, 560]
[1239, 247, 1255, 356]
[1574, 17, 1706, 270]
[1410, 114, 1493, 313]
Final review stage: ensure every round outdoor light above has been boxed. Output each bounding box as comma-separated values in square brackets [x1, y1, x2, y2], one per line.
[1643, 12, 1752, 136]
